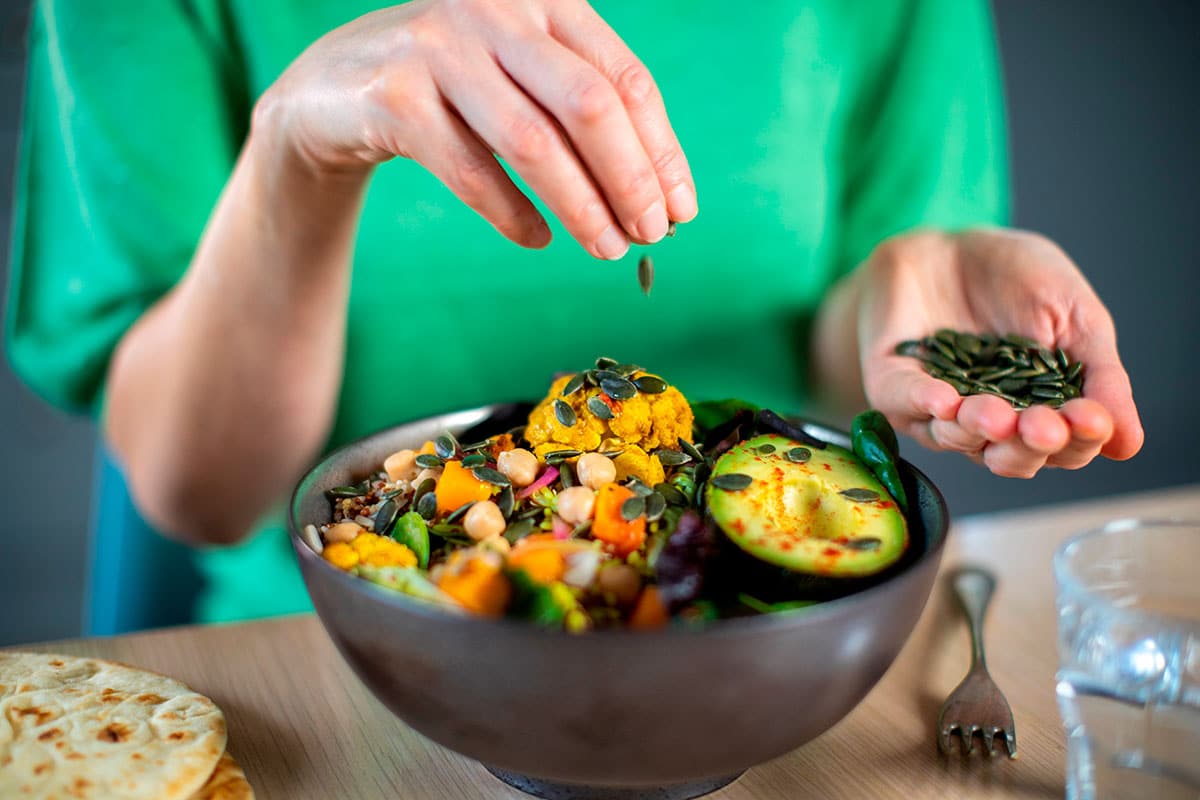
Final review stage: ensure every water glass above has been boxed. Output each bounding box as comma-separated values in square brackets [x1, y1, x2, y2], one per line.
[1055, 518, 1200, 800]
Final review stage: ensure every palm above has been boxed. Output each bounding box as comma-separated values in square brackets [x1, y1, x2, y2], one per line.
[857, 230, 1141, 477]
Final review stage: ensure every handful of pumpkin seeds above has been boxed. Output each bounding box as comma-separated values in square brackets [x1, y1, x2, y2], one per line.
[895, 329, 1084, 409]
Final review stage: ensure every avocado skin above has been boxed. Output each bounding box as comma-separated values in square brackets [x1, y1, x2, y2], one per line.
[707, 434, 909, 579]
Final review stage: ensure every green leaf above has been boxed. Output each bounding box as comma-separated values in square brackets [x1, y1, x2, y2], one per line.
[354, 565, 461, 610]
[391, 511, 431, 569]
[690, 398, 761, 434]
[505, 569, 565, 627]
[736, 593, 816, 615]
[851, 411, 908, 514]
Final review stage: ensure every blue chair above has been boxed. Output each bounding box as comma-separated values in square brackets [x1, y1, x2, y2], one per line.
[84, 445, 202, 636]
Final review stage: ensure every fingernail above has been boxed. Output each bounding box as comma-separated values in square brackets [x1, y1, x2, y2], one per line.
[666, 184, 698, 222]
[636, 202, 668, 243]
[595, 225, 630, 260]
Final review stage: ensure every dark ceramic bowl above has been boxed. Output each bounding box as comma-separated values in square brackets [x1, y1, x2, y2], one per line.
[288, 404, 949, 800]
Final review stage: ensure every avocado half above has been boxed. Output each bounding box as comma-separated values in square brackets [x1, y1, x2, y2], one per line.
[707, 434, 908, 578]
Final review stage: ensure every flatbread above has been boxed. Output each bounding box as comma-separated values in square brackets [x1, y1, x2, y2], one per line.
[0, 652, 226, 799]
[188, 750, 254, 800]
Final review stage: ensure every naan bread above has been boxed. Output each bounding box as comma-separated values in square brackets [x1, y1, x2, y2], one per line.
[188, 750, 254, 800]
[0, 652, 226, 800]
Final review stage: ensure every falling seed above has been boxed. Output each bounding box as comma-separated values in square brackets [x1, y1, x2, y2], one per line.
[638, 254, 654, 296]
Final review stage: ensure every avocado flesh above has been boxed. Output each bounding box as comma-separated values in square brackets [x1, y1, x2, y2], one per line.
[707, 434, 908, 578]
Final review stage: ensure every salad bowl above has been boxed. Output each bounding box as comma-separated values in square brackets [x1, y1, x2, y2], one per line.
[288, 403, 949, 799]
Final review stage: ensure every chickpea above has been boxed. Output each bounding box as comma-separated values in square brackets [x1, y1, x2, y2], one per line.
[497, 448, 539, 488]
[324, 521, 363, 544]
[575, 452, 617, 490]
[555, 486, 596, 526]
[413, 467, 442, 488]
[383, 448, 418, 482]
[478, 534, 511, 555]
[596, 562, 642, 607]
[463, 500, 506, 541]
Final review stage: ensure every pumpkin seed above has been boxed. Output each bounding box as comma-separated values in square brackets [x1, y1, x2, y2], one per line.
[600, 376, 637, 400]
[416, 491, 438, 520]
[434, 434, 458, 460]
[1030, 386, 1066, 401]
[666, 220, 677, 237]
[839, 488, 880, 503]
[1004, 333, 1042, 349]
[1009, 368, 1046, 380]
[445, 501, 476, 524]
[517, 506, 544, 521]
[430, 523, 472, 543]
[1063, 384, 1081, 400]
[594, 369, 622, 383]
[930, 338, 958, 362]
[654, 449, 692, 467]
[571, 520, 593, 538]
[785, 447, 812, 463]
[472, 466, 511, 487]
[587, 395, 615, 420]
[757, 443, 777, 455]
[595, 356, 618, 370]
[637, 254, 654, 296]
[956, 332, 983, 358]
[1065, 361, 1084, 382]
[373, 496, 402, 536]
[1057, 348, 1071, 371]
[620, 495, 645, 521]
[711, 473, 753, 491]
[583, 369, 600, 387]
[1037, 348, 1059, 372]
[946, 378, 972, 395]
[894, 340, 925, 358]
[978, 366, 1016, 382]
[460, 439, 491, 453]
[625, 477, 655, 497]
[843, 537, 882, 551]
[327, 485, 366, 498]
[544, 449, 582, 465]
[644, 492, 667, 523]
[614, 363, 642, 377]
[497, 485, 515, 519]
[997, 378, 1029, 394]
[935, 328, 959, 346]
[461, 452, 487, 469]
[554, 398, 577, 427]
[561, 373, 585, 397]
[558, 462, 578, 488]
[654, 482, 689, 506]
[415, 453, 443, 469]
[600, 450, 625, 459]
[678, 438, 706, 464]
[633, 375, 668, 394]
[503, 518, 538, 543]
[413, 477, 436, 505]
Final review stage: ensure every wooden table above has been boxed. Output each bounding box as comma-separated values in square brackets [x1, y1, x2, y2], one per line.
[10, 485, 1200, 799]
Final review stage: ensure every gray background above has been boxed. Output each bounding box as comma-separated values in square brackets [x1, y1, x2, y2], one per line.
[2, 1, 1197, 646]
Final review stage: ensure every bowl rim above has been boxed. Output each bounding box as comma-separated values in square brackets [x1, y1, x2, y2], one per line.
[287, 403, 950, 641]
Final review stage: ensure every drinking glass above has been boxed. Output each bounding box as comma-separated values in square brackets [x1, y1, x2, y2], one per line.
[1055, 518, 1200, 800]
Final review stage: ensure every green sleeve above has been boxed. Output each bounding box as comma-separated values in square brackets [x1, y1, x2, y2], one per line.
[5, 0, 247, 415]
[834, 0, 1010, 274]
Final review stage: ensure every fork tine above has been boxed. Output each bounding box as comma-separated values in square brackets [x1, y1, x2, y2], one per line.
[939, 724, 957, 755]
[984, 727, 998, 757]
[961, 725, 980, 754]
[1002, 728, 1018, 759]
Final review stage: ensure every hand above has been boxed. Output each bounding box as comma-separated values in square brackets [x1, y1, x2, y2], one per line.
[252, 0, 697, 259]
[852, 229, 1143, 478]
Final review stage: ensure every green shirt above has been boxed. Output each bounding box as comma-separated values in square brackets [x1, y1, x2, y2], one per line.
[7, 0, 1008, 623]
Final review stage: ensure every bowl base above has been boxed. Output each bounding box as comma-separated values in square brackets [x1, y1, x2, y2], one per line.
[484, 766, 744, 800]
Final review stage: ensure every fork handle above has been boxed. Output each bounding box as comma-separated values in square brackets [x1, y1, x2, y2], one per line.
[951, 566, 996, 671]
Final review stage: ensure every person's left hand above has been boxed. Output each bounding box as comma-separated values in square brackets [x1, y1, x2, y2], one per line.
[819, 228, 1143, 478]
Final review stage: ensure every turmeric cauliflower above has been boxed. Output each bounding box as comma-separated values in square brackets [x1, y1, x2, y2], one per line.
[524, 369, 693, 483]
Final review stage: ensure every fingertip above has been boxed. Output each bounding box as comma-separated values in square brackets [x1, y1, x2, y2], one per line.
[959, 395, 1019, 441]
[1018, 404, 1071, 453]
[1101, 418, 1145, 460]
[1061, 398, 1114, 444]
[921, 379, 962, 421]
[666, 183, 698, 223]
[525, 216, 553, 249]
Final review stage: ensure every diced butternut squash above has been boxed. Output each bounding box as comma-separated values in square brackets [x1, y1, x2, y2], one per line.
[436, 460, 496, 516]
[507, 548, 566, 585]
[592, 483, 646, 557]
[629, 585, 668, 629]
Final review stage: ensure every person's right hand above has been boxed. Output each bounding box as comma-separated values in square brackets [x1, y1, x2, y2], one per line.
[253, 0, 697, 260]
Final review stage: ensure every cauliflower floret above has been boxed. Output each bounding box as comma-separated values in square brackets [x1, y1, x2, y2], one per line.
[524, 369, 694, 486]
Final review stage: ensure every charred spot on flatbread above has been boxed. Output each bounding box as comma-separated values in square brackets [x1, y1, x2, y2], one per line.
[37, 727, 63, 741]
[99, 722, 135, 743]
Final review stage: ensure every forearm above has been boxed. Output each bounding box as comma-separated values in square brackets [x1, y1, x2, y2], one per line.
[105, 130, 371, 545]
